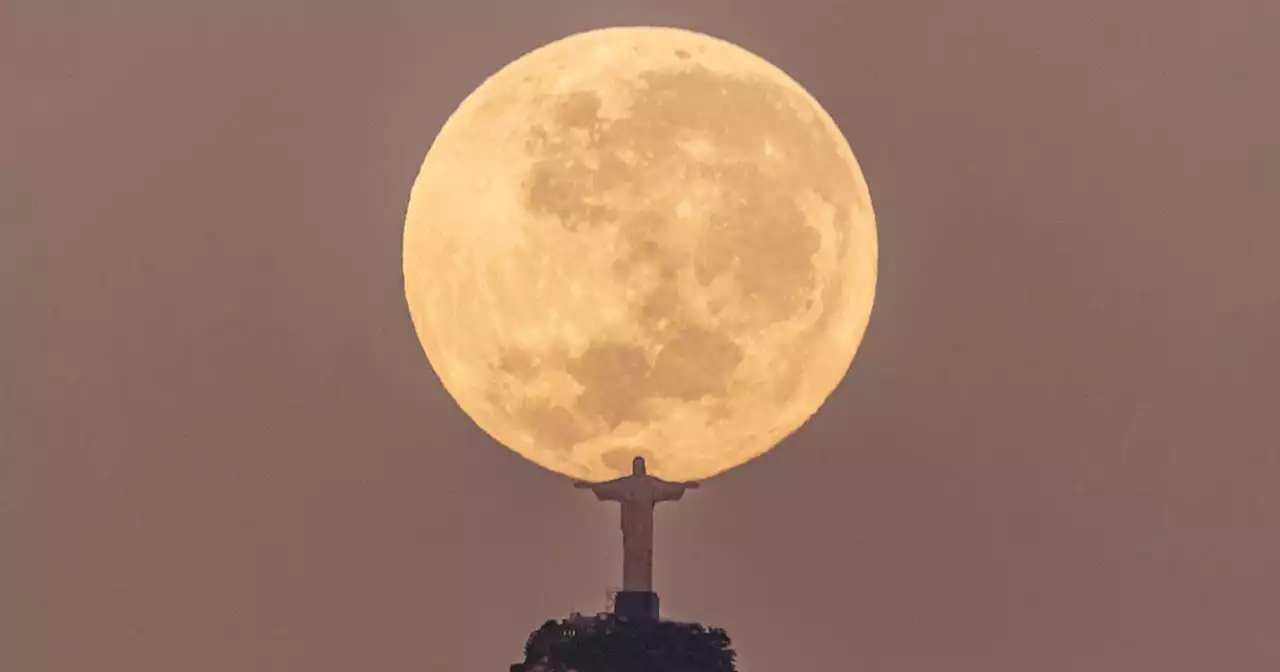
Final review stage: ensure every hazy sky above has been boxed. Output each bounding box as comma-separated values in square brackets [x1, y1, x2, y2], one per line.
[4, 1, 1278, 671]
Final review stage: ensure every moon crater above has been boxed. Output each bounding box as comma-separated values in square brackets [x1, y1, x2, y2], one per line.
[404, 27, 876, 481]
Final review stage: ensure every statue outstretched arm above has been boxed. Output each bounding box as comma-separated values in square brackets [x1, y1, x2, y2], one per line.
[573, 476, 629, 501]
[654, 478, 699, 502]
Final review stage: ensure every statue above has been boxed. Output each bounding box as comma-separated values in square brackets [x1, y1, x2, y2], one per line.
[574, 457, 700, 594]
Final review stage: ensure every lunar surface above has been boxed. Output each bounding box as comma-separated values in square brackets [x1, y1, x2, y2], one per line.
[404, 26, 877, 482]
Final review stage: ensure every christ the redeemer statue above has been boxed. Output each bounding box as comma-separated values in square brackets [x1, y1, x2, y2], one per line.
[575, 456, 698, 619]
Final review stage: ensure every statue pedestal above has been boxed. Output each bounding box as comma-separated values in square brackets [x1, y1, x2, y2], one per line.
[613, 590, 660, 620]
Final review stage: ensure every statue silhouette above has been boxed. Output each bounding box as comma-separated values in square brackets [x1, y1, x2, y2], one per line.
[575, 457, 699, 593]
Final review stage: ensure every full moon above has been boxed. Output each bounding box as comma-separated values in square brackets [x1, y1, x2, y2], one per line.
[404, 26, 877, 482]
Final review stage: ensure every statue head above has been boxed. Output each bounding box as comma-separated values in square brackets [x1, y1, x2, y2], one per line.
[632, 456, 647, 476]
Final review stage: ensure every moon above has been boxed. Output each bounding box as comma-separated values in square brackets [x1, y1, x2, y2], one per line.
[404, 26, 876, 482]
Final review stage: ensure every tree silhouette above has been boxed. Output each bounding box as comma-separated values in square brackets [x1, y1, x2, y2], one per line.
[516, 615, 737, 672]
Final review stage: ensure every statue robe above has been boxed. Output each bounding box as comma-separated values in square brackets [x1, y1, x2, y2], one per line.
[587, 474, 690, 592]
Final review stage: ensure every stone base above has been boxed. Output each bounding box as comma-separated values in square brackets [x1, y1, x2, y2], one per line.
[613, 590, 660, 620]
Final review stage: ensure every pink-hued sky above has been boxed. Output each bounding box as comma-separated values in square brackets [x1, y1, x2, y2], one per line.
[4, 1, 1277, 671]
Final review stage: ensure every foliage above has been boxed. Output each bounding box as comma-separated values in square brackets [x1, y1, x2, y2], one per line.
[520, 616, 737, 672]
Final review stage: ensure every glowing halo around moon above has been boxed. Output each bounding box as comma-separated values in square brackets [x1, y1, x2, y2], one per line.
[403, 26, 877, 482]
